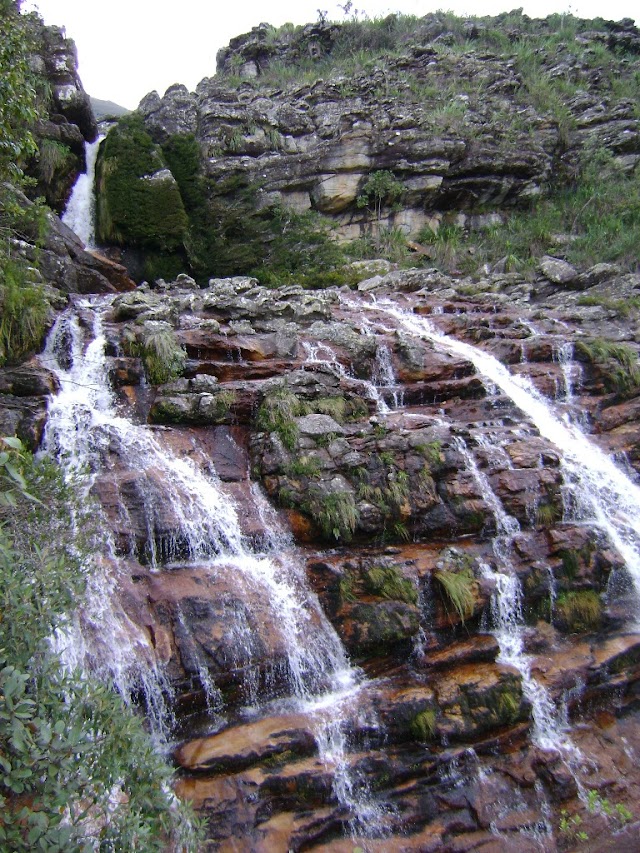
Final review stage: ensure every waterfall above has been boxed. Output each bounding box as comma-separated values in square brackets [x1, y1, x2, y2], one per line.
[40, 297, 390, 839]
[374, 299, 640, 612]
[372, 342, 404, 410]
[454, 436, 573, 758]
[61, 136, 104, 248]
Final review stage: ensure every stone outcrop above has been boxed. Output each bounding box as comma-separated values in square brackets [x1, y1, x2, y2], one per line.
[26, 18, 98, 211]
[132, 13, 640, 251]
[9, 8, 640, 851]
[14, 262, 640, 849]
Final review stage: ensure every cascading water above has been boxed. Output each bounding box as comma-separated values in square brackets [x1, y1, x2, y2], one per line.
[453, 436, 573, 758]
[374, 299, 640, 614]
[40, 296, 391, 840]
[61, 136, 104, 248]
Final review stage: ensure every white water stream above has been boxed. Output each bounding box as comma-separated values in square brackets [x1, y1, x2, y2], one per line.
[41, 298, 389, 838]
[375, 300, 640, 608]
[455, 437, 573, 757]
[62, 136, 104, 248]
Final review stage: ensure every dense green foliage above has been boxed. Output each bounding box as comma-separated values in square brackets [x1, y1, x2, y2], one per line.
[100, 124, 353, 283]
[96, 115, 189, 278]
[0, 3, 51, 367]
[0, 1, 39, 182]
[0, 438, 201, 850]
[0, 255, 49, 367]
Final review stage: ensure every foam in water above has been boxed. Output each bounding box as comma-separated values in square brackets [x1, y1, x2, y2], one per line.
[61, 137, 104, 248]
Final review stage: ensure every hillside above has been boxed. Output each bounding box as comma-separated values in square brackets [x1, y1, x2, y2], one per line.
[94, 11, 640, 286]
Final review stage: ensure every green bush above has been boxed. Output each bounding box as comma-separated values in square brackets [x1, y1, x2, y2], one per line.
[124, 324, 186, 385]
[555, 590, 602, 633]
[365, 565, 418, 605]
[575, 338, 640, 397]
[256, 386, 307, 450]
[410, 708, 437, 741]
[253, 205, 347, 287]
[96, 115, 189, 256]
[0, 437, 201, 851]
[0, 257, 49, 366]
[312, 489, 359, 541]
[0, 3, 40, 182]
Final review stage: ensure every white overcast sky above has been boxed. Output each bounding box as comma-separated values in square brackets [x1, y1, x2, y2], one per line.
[23, 0, 638, 110]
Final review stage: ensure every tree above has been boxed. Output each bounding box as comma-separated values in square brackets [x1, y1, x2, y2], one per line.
[356, 170, 405, 223]
[0, 1, 39, 183]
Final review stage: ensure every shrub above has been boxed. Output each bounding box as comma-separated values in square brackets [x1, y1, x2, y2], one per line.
[35, 138, 75, 185]
[312, 489, 359, 541]
[357, 170, 405, 223]
[555, 590, 602, 633]
[0, 3, 40, 182]
[365, 565, 418, 604]
[0, 257, 49, 366]
[285, 455, 321, 478]
[410, 708, 437, 741]
[256, 386, 307, 450]
[125, 324, 186, 385]
[575, 338, 640, 397]
[0, 437, 201, 850]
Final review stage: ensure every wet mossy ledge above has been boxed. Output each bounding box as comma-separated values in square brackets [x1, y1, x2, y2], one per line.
[95, 115, 190, 281]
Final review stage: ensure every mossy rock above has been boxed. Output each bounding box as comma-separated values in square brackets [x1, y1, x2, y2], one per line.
[338, 600, 420, 656]
[364, 565, 418, 605]
[436, 666, 528, 740]
[410, 708, 437, 742]
[96, 115, 189, 262]
[555, 590, 603, 634]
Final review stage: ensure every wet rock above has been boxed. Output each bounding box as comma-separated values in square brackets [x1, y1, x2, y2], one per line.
[175, 713, 317, 773]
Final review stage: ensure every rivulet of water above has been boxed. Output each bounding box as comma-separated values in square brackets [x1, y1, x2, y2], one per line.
[375, 300, 640, 612]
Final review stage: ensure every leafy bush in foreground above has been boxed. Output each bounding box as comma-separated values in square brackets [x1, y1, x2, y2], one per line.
[0, 438, 201, 851]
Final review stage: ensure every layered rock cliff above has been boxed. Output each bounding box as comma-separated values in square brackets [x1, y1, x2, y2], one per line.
[15, 259, 640, 851]
[94, 11, 640, 283]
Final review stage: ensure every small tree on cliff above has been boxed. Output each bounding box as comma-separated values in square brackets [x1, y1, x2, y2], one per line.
[357, 169, 405, 224]
[356, 170, 405, 252]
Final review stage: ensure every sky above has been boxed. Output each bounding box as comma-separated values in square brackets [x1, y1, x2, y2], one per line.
[23, 0, 639, 110]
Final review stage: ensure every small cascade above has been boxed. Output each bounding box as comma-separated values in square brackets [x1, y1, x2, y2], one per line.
[375, 300, 640, 612]
[301, 338, 391, 415]
[454, 437, 572, 757]
[41, 299, 177, 735]
[61, 136, 104, 248]
[553, 340, 581, 403]
[41, 297, 390, 840]
[372, 342, 404, 410]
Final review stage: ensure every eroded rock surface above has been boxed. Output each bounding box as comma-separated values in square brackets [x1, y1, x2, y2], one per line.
[17, 265, 640, 851]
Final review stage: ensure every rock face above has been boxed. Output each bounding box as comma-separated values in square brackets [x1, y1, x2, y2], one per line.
[124, 11, 640, 270]
[10, 8, 640, 851]
[26, 19, 98, 211]
[16, 263, 640, 850]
